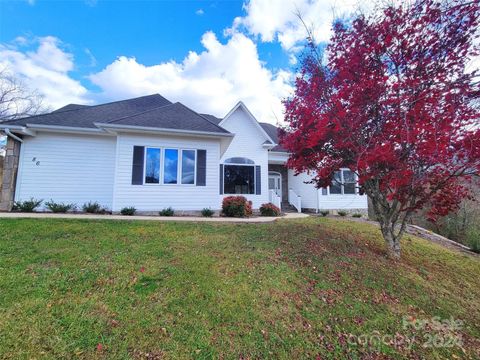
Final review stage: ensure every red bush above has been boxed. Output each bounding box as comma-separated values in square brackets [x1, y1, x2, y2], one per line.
[222, 196, 253, 217]
[259, 203, 281, 216]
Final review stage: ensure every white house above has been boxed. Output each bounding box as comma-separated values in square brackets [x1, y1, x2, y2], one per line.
[0, 94, 367, 214]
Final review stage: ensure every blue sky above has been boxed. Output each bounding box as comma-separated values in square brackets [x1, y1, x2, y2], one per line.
[0, 0, 359, 123]
[2, 1, 289, 72]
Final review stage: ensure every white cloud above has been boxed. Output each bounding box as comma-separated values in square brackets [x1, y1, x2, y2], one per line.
[0, 36, 90, 109]
[229, 0, 369, 51]
[13, 36, 28, 45]
[85, 0, 98, 7]
[195, 9, 204, 16]
[89, 31, 293, 123]
[1, 30, 294, 123]
[84, 48, 97, 67]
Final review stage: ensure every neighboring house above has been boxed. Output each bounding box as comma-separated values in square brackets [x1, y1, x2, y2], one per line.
[0, 94, 367, 213]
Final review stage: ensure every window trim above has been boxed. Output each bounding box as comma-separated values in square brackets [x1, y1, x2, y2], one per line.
[142, 146, 197, 186]
[223, 162, 256, 195]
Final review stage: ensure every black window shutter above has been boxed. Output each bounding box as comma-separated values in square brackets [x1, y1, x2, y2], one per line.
[219, 164, 224, 194]
[131, 146, 144, 185]
[255, 165, 261, 195]
[196, 150, 206, 186]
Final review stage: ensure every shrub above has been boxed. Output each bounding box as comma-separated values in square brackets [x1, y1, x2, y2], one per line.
[45, 200, 75, 213]
[120, 206, 136, 216]
[222, 196, 252, 217]
[82, 201, 102, 214]
[201, 208, 214, 217]
[259, 203, 281, 216]
[466, 227, 480, 253]
[338, 210, 347, 217]
[352, 213, 362, 218]
[13, 198, 42, 212]
[159, 207, 174, 216]
[319, 210, 329, 217]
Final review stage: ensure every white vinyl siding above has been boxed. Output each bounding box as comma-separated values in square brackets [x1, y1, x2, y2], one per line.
[15, 132, 116, 209]
[288, 169, 367, 210]
[112, 133, 220, 212]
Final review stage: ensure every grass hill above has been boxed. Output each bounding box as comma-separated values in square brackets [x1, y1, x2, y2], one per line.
[0, 217, 478, 359]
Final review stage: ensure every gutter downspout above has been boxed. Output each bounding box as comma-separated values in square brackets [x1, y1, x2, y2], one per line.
[4, 129, 23, 143]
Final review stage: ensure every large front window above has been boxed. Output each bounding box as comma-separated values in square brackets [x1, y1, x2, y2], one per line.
[224, 165, 255, 194]
[143, 147, 196, 185]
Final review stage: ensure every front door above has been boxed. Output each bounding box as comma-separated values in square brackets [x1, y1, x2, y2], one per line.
[268, 172, 282, 201]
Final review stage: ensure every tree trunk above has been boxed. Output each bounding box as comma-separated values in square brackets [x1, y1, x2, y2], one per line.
[365, 181, 407, 259]
[380, 225, 401, 259]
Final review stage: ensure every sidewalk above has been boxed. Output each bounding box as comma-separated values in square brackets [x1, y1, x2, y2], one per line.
[0, 211, 309, 223]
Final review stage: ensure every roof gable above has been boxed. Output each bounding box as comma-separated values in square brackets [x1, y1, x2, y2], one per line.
[259, 122, 287, 152]
[219, 102, 276, 145]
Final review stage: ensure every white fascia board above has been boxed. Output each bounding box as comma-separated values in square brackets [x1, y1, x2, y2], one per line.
[268, 151, 289, 164]
[0, 125, 36, 136]
[0, 124, 24, 130]
[269, 151, 290, 155]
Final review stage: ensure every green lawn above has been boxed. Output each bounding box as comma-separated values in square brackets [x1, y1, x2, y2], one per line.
[0, 217, 479, 359]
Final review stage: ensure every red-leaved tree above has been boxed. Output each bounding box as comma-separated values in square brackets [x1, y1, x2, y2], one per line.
[280, 0, 480, 258]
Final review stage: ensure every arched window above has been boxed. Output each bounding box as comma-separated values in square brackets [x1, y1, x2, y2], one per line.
[223, 157, 256, 194]
[224, 157, 254, 165]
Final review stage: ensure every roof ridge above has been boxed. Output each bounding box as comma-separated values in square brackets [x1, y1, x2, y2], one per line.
[103, 102, 176, 124]
[52, 104, 90, 114]
[176, 102, 230, 134]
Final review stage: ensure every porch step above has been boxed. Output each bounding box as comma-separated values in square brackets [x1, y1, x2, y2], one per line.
[281, 202, 298, 213]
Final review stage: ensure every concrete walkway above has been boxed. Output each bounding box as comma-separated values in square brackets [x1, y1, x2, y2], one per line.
[0, 211, 309, 223]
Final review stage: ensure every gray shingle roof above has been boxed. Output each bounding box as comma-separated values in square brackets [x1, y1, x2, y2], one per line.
[105, 102, 230, 134]
[52, 104, 90, 113]
[2, 94, 172, 128]
[200, 113, 222, 124]
[1, 94, 230, 135]
[260, 122, 286, 152]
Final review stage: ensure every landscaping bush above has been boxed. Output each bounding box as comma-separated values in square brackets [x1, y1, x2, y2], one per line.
[82, 201, 103, 214]
[45, 200, 75, 213]
[466, 227, 480, 253]
[222, 196, 252, 217]
[259, 203, 281, 216]
[352, 213, 362, 218]
[13, 198, 42, 212]
[159, 207, 174, 216]
[337, 210, 347, 217]
[201, 208, 214, 217]
[120, 206, 136, 216]
[319, 210, 329, 217]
